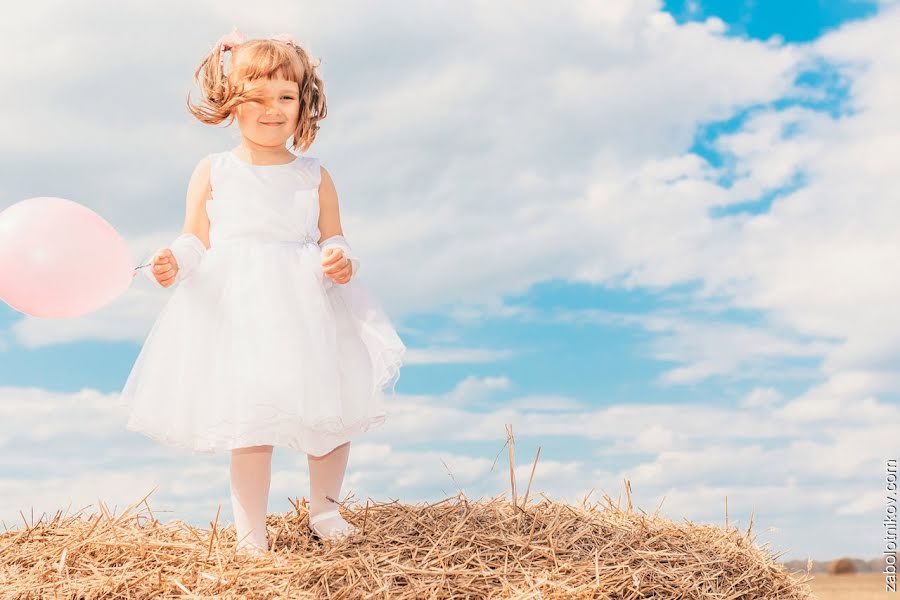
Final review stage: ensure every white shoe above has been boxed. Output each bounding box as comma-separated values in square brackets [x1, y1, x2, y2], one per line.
[308, 509, 360, 542]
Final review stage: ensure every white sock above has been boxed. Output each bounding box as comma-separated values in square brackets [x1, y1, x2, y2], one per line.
[308, 441, 355, 536]
[230, 445, 273, 550]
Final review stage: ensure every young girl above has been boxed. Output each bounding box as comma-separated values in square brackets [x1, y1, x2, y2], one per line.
[120, 26, 406, 555]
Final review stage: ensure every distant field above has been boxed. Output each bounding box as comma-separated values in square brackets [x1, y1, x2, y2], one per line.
[796, 573, 891, 600]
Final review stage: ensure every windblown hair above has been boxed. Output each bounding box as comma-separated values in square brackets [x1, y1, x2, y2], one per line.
[186, 36, 327, 153]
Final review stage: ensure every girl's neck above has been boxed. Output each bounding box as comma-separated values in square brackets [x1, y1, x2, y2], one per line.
[232, 144, 296, 165]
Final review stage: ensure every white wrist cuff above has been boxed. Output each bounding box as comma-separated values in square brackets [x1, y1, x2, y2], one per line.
[319, 234, 360, 277]
[171, 233, 208, 281]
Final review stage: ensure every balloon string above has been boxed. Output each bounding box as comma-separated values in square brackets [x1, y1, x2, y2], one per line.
[134, 263, 151, 271]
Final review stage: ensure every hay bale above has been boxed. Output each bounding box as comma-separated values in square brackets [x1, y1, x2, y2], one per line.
[827, 557, 857, 575]
[0, 486, 815, 598]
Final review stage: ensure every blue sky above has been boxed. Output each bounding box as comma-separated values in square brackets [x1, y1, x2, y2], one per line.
[665, 0, 880, 42]
[1, 0, 898, 563]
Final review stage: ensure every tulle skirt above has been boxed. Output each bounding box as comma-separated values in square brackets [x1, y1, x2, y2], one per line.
[119, 239, 405, 456]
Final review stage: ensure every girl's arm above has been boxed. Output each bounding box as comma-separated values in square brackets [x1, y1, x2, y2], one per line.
[316, 166, 344, 243]
[317, 166, 359, 277]
[181, 157, 213, 250]
[141, 158, 212, 287]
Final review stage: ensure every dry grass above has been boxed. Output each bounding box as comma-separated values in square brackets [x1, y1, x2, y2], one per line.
[0, 426, 815, 599]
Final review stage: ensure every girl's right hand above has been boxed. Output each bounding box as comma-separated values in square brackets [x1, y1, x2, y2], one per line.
[152, 248, 179, 287]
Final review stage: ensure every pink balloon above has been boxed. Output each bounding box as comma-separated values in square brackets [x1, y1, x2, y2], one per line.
[0, 197, 136, 319]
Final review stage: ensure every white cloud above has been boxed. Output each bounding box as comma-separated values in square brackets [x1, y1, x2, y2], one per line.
[836, 489, 887, 515]
[738, 387, 784, 409]
[403, 347, 517, 366]
[442, 374, 511, 407]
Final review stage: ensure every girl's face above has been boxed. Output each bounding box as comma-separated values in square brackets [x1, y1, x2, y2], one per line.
[232, 77, 301, 148]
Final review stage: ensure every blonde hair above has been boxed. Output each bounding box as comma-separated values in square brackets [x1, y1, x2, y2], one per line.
[186, 36, 327, 153]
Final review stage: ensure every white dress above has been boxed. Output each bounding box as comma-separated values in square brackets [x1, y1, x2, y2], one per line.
[119, 150, 406, 456]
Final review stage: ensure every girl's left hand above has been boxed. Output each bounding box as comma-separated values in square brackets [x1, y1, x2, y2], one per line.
[322, 247, 353, 284]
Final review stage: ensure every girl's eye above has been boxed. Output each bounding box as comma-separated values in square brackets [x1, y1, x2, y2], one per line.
[281, 96, 295, 100]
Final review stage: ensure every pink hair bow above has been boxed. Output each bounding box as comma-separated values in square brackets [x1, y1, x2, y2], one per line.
[216, 27, 301, 69]
[218, 25, 246, 51]
[270, 33, 301, 48]
[217, 25, 246, 68]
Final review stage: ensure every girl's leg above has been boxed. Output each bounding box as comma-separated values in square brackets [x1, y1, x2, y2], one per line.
[307, 441, 355, 536]
[230, 444, 273, 551]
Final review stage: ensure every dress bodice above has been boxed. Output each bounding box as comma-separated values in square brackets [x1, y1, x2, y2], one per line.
[206, 150, 322, 248]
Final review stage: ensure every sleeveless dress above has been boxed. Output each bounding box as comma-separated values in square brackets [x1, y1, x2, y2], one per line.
[119, 150, 406, 456]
